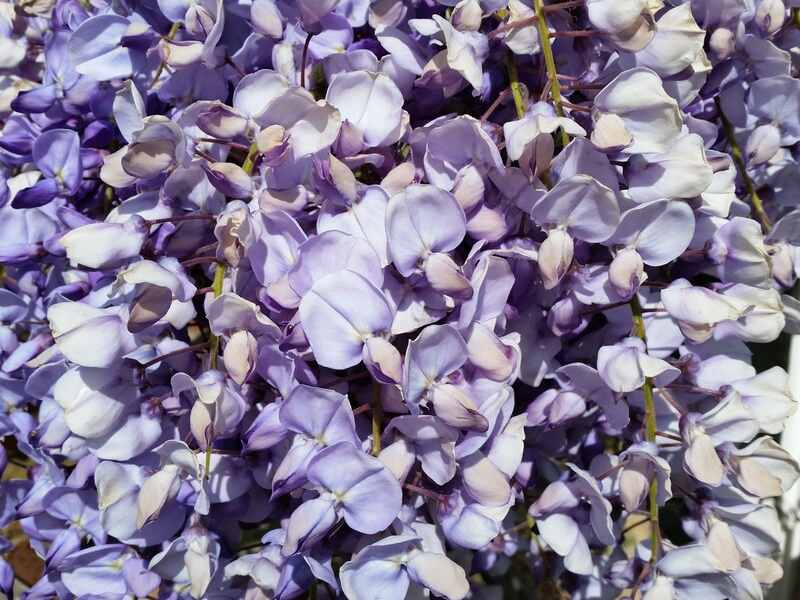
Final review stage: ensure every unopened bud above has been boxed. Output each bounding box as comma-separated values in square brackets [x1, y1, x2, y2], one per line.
[538, 229, 574, 289]
[609, 247, 645, 297]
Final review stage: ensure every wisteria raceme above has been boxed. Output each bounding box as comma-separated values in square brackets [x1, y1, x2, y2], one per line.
[2, 0, 800, 598]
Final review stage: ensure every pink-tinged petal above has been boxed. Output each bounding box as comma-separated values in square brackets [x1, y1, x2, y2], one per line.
[537, 229, 574, 290]
[406, 552, 470, 600]
[683, 431, 724, 487]
[460, 451, 511, 507]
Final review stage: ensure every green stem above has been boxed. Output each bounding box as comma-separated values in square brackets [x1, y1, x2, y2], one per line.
[630, 294, 661, 564]
[207, 142, 259, 371]
[504, 51, 555, 189]
[241, 143, 259, 176]
[370, 382, 383, 456]
[203, 433, 213, 481]
[300, 32, 315, 89]
[533, 0, 570, 148]
[505, 52, 526, 119]
[208, 261, 225, 370]
[139, 342, 209, 370]
[150, 21, 182, 90]
[715, 98, 771, 232]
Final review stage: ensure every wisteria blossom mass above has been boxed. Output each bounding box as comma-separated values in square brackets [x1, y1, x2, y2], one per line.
[2, 0, 800, 598]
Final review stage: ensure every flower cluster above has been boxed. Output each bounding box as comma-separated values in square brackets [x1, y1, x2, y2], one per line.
[1, 0, 800, 598]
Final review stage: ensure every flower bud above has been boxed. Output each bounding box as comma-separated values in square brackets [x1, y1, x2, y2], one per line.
[746, 123, 781, 165]
[464, 322, 514, 381]
[430, 383, 489, 432]
[122, 117, 184, 179]
[214, 202, 248, 267]
[197, 103, 249, 140]
[362, 335, 403, 384]
[452, 0, 482, 31]
[609, 247, 645, 297]
[128, 284, 172, 333]
[591, 113, 632, 152]
[538, 229, 573, 289]
[185, 3, 216, 38]
[424, 252, 474, 299]
[223, 330, 258, 385]
[251, 0, 283, 38]
[618, 458, 652, 512]
[547, 295, 584, 336]
[452, 164, 484, 213]
[137, 466, 181, 528]
[158, 39, 204, 68]
[587, 0, 655, 51]
[256, 124, 289, 165]
[202, 161, 253, 199]
[378, 438, 415, 482]
[680, 414, 725, 487]
[709, 27, 736, 60]
[769, 242, 797, 288]
[755, 0, 785, 35]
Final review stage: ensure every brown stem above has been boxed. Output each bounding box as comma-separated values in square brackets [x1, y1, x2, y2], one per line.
[662, 383, 722, 398]
[561, 80, 604, 90]
[715, 97, 772, 232]
[195, 149, 217, 163]
[656, 387, 689, 417]
[481, 87, 512, 122]
[596, 462, 624, 480]
[621, 517, 652, 536]
[542, 0, 586, 11]
[194, 242, 220, 255]
[138, 342, 209, 369]
[146, 214, 216, 226]
[300, 32, 314, 89]
[403, 483, 447, 503]
[581, 299, 631, 315]
[225, 55, 247, 78]
[181, 256, 218, 268]
[549, 30, 597, 37]
[489, 15, 539, 39]
[561, 100, 591, 113]
[656, 430, 682, 442]
[196, 137, 251, 151]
